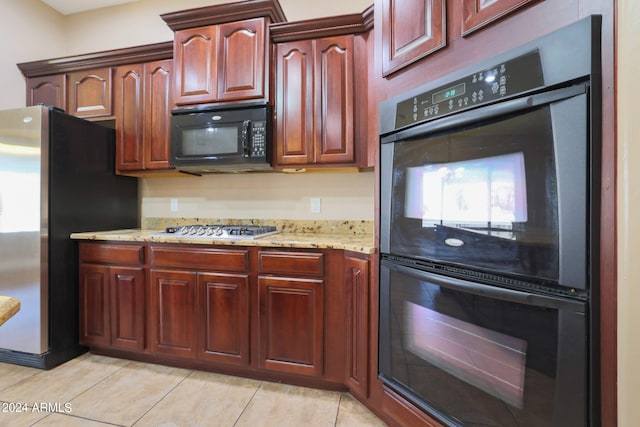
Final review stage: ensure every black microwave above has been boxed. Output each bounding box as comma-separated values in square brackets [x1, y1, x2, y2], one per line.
[170, 104, 272, 173]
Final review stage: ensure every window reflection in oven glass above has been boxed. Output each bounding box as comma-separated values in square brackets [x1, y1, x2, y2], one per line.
[388, 271, 559, 426]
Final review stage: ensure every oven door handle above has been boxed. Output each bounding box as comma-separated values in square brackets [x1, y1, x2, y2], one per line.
[381, 83, 588, 143]
[383, 258, 583, 309]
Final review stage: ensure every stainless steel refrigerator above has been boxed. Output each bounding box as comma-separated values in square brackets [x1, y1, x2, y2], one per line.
[0, 106, 138, 369]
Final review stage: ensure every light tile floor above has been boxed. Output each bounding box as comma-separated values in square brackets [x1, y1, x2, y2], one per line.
[0, 353, 386, 426]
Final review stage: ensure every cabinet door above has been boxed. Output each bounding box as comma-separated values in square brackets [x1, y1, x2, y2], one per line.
[115, 60, 173, 172]
[26, 75, 66, 110]
[198, 272, 250, 365]
[111, 266, 145, 352]
[67, 68, 113, 118]
[344, 254, 370, 398]
[173, 26, 218, 105]
[218, 18, 266, 101]
[462, 0, 540, 35]
[150, 269, 198, 358]
[314, 36, 355, 164]
[275, 40, 314, 165]
[259, 276, 323, 377]
[381, 0, 446, 76]
[79, 264, 111, 347]
[114, 63, 144, 171]
[144, 59, 173, 170]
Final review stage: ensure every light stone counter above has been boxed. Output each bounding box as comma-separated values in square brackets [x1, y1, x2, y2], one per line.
[0, 297, 20, 327]
[70, 228, 376, 254]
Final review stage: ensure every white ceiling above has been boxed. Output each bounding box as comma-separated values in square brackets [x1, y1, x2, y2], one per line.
[41, 0, 139, 15]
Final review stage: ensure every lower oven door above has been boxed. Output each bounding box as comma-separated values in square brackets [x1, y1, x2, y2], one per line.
[379, 257, 588, 427]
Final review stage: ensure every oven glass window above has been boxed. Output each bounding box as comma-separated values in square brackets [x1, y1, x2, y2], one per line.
[382, 265, 566, 426]
[388, 107, 560, 283]
[181, 125, 239, 156]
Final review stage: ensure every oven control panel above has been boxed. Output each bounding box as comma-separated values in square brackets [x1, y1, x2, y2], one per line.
[395, 50, 543, 129]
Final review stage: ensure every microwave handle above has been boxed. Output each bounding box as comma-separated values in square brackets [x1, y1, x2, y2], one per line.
[241, 120, 251, 158]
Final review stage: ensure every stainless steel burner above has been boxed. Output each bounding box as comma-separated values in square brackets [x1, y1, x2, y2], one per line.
[161, 224, 280, 240]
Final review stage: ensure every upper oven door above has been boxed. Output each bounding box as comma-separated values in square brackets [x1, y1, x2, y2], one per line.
[380, 84, 591, 291]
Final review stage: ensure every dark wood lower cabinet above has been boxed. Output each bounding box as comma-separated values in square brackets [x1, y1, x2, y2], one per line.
[198, 272, 250, 365]
[79, 243, 146, 352]
[258, 276, 324, 377]
[344, 252, 370, 399]
[149, 269, 198, 358]
[79, 264, 111, 348]
[79, 243, 393, 419]
[110, 267, 146, 352]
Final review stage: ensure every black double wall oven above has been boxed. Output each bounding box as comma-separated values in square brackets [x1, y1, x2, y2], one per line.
[378, 17, 601, 427]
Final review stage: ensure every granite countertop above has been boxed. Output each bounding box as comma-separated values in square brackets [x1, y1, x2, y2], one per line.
[0, 297, 20, 327]
[70, 228, 376, 254]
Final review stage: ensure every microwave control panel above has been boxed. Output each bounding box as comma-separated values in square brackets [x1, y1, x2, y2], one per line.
[250, 121, 267, 157]
[395, 51, 544, 129]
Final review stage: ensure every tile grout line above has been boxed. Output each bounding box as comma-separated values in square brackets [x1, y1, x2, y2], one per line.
[231, 381, 264, 426]
[31, 412, 127, 427]
[334, 393, 343, 427]
[129, 368, 194, 427]
[38, 358, 134, 425]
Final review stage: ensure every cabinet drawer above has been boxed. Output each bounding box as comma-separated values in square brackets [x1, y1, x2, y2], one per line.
[259, 251, 324, 276]
[79, 243, 144, 265]
[149, 246, 248, 272]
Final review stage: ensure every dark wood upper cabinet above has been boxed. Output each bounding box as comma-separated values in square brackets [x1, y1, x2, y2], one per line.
[380, 0, 446, 76]
[26, 74, 66, 110]
[173, 26, 219, 105]
[275, 36, 354, 166]
[114, 63, 144, 170]
[66, 68, 113, 118]
[114, 59, 173, 173]
[18, 41, 173, 120]
[218, 18, 266, 101]
[271, 9, 373, 169]
[161, 0, 286, 108]
[462, 0, 542, 36]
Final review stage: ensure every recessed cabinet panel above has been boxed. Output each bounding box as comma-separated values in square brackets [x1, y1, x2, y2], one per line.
[115, 64, 144, 170]
[111, 267, 145, 352]
[198, 273, 250, 365]
[381, 0, 446, 76]
[173, 26, 218, 105]
[67, 68, 113, 118]
[259, 251, 324, 276]
[462, 0, 541, 35]
[26, 75, 66, 110]
[276, 41, 314, 164]
[150, 269, 198, 358]
[344, 254, 370, 398]
[259, 276, 324, 377]
[79, 264, 111, 347]
[218, 18, 266, 101]
[145, 60, 173, 169]
[316, 37, 354, 164]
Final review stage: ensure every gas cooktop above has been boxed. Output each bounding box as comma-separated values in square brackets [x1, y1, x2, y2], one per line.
[161, 224, 280, 240]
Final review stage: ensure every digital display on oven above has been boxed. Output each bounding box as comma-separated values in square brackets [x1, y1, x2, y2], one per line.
[432, 83, 466, 104]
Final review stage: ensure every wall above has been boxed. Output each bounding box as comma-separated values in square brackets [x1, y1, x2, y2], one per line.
[63, 0, 373, 54]
[0, 0, 66, 110]
[617, 0, 640, 425]
[141, 172, 374, 220]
